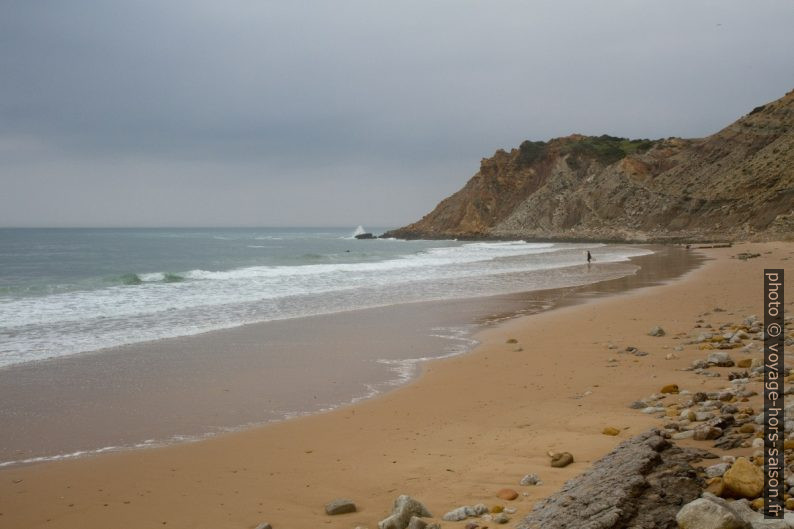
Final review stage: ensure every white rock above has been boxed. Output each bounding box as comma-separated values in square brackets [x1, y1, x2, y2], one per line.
[519, 473, 541, 486]
[379, 496, 432, 529]
[441, 507, 468, 522]
[705, 463, 731, 478]
[676, 496, 749, 529]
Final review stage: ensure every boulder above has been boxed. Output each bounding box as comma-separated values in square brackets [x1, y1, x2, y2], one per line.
[496, 488, 518, 501]
[550, 452, 574, 468]
[676, 496, 750, 529]
[722, 458, 763, 499]
[325, 498, 357, 515]
[649, 326, 666, 337]
[406, 517, 427, 529]
[379, 496, 432, 529]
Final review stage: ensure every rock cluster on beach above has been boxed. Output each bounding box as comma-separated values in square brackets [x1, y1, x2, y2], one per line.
[269, 308, 793, 529]
[613, 310, 794, 528]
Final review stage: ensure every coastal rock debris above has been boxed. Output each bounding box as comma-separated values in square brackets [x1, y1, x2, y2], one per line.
[548, 451, 574, 468]
[379, 495, 432, 529]
[518, 430, 706, 529]
[325, 498, 357, 515]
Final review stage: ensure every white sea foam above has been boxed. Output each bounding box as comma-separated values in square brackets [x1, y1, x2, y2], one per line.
[0, 241, 650, 368]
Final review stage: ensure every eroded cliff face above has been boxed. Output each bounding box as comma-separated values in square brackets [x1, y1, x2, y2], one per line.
[385, 90, 794, 242]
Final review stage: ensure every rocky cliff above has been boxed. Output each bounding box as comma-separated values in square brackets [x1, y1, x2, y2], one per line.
[385, 90, 794, 242]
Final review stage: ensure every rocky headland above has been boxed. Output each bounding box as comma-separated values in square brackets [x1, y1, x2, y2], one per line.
[385, 90, 794, 243]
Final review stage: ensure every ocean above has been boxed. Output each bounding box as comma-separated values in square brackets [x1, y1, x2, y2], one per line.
[0, 227, 651, 369]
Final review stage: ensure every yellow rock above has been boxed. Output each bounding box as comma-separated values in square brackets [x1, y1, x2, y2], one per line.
[699, 343, 715, 350]
[506, 338, 518, 344]
[660, 384, 679, 394]
[784, 439, 794, 450]
[723, 457, 764, 499]
[491, 505, 504, 513]
[786, 498, 794, 510]
[751, 498, 764, 511]
[737, 358, 752, 368]
[602, 427, 620, 436]
[705, 477, 725, 497]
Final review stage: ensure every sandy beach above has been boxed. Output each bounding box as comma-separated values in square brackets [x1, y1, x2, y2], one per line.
[0, 241, 791, 529]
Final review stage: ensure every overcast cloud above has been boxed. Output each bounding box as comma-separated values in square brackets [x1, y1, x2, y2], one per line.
[1, 0, 793, 227]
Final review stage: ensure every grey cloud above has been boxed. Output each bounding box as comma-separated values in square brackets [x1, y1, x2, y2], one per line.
[1, 0, 793, 226]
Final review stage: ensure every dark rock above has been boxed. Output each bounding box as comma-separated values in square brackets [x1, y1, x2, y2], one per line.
[355, 233, 375, 239]
[325, 498, 357, 515]
[517, 429, 709, 529]
[693, 392, 709, 403]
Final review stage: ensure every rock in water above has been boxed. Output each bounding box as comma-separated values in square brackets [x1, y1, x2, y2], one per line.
[517, 430, 706, 529]
[550, 452, 574, 467]
[649, 326, 666, 337]
[676, 496, 750, 529]
[379, 496, 432, 529]
[325, 498, 357, 515]
[722, 457, 764, 499]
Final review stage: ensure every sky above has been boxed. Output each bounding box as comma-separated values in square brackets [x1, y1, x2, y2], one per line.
[1, 0, 793, 228]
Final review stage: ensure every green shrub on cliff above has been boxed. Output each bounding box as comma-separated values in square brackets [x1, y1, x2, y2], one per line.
[517, 140, 547, 167]
[565, 135, 655, 165]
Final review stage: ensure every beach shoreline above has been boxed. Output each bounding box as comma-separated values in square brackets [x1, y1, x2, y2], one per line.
[0, 244, 696, 467]
[0, 241, 791, 529]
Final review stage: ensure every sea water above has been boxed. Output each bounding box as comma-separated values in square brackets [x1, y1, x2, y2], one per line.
[0, 227, 651, 369]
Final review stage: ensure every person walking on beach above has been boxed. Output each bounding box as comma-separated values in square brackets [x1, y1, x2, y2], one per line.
[586, 250, 592, 263]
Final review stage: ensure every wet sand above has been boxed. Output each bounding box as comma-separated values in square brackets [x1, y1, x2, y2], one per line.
[0, 242, 789, 529]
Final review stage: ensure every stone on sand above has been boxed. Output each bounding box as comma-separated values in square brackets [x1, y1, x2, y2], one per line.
[378, 495, 432, 529]
[676, 496, 750, 529]
[550, 452, 574, 468]
[325, 498, 357, 515]
[519, 473, 541, 486]
[722, 457, 763, 499]
[496, 488, 518, 500]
